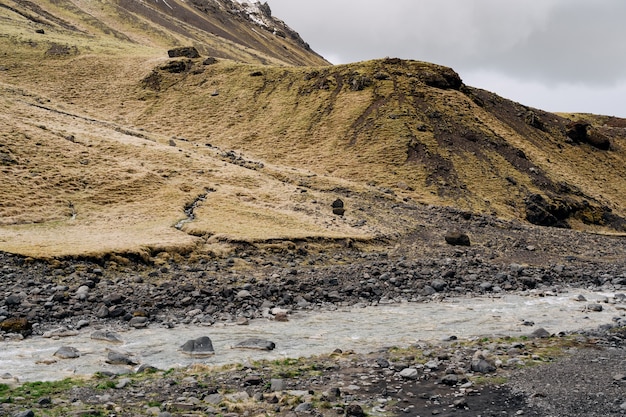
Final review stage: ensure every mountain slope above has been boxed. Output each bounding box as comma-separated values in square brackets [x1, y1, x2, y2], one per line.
[0, 0, 328, 66]
[1, 1, 625, 259]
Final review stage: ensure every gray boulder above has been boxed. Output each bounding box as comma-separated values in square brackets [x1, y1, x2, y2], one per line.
[399, 367, 419, 379]
[91, 330, 123, 343]
[129, 316, 148, 328]
[54, 346, 80, 359]
[13, 411, 34, 417]
[106, 351, 138, 366]
[233, 338, 276, 351]
[530, 327, 551, 339]
[471, 350, 496, 374]
[180, 336, 215, 356]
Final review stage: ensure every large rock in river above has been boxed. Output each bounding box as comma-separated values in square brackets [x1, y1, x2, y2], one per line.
[54, 346, 80, 359]
[181, 336, 215, 356]
[233, 338, 276, 351]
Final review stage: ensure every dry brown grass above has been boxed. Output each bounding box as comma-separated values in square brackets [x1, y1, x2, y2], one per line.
[1, 2, 625, 258]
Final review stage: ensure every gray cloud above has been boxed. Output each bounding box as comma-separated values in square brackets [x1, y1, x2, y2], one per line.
[268, 0, 626, 116]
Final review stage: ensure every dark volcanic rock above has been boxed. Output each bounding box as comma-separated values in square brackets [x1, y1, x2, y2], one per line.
[566, 121, 611, 150]
[106, 351, 138, 366]
[444, 231, 470, 246]
[159, 60, 193, 73]
[586, 128, 611, 150]
[233, 338, 276, 351]
[180, 336, 215, 356]
[566, 121, 589, 143]
[346, 404, 366, 417]
[5, 294, 23, 306]
[332, 198, 345, 215]
[167, 46, 200, 58]
[525, 194, 560, 227]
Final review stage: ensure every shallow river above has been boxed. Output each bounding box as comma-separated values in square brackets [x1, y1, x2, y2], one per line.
[1, 289, 623, 383]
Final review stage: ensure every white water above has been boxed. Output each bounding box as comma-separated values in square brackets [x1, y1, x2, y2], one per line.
[1, 290, 623, 383]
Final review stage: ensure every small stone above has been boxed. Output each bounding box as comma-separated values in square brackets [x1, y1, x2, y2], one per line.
[530, 328, 551, 339]
[270, 378, 285, 392]
[76, 320, 90, 329]
[136, 364, 159, 373]
[13, 411, 35, 417]
[6, 294, 23, 306]
[205, 393, 223, 404]
[376, 357, 390, 368]
[399, 368, 419, 379]
[129, 316, 148, 328]
[54, 346, 80, 359]
[37, 397, 51, 406]
[586, 303, 603, 312]
[274, 311, 289, 322]
[115, 378, 131, 389]
[431, 279, 447, 292]
[471, 351, 496, 374]
[441, 374, 459, 386]
[94, 304, 109, 318]
[91, 330, 123, 343]
[106, 351, 137, 366]
[453, 398, 468, 408]
[236, 290, 251, 299]
[295, 402, 313, 412]
[243, 375, 263, 386]
[345, 404, 365, 417]
[43, 327, 79, 338]
[445, 231, 470, 246]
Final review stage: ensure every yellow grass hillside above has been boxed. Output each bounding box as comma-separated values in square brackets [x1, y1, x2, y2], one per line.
[1, 0, 625, 259]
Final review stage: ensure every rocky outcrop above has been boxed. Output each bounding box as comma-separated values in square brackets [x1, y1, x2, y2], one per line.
[167, 46, 200, 59]
[566, 121, 611, 150]
[525, 193, 626, 230]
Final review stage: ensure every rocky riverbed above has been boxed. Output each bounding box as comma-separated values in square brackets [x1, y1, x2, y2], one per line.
[1, 209, 626, 416]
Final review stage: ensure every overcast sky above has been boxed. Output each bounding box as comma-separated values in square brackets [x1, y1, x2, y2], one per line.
[267, 0, 626, 117]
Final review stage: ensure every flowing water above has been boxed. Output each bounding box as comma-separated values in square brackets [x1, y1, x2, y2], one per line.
[1, 289, 623, 383]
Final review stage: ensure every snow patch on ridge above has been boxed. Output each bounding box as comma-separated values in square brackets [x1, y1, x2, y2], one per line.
[230, 0, 272, 28]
